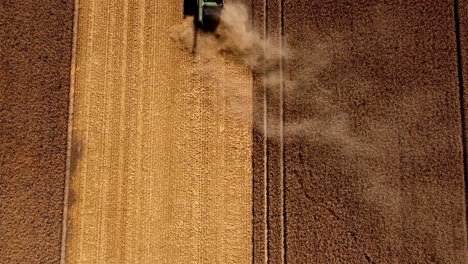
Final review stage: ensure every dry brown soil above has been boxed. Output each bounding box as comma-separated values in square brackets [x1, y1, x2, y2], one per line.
[0, 1, 74, 263]
[251, 0, 468, 263]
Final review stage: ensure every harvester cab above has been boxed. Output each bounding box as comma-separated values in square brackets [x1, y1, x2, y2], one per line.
[184, 0, 225, 32]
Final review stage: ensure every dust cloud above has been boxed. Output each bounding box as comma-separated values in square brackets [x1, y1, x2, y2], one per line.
[170, 2, 398, 221]
[170, 3, 374, 155]
[171, 3, 285, 70]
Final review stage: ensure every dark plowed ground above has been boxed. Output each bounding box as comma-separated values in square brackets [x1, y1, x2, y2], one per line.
[0, 1, 74, 263]
[253, 0, 467, 263]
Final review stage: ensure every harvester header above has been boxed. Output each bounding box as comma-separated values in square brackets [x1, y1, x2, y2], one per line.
[184, 0, 225, 32]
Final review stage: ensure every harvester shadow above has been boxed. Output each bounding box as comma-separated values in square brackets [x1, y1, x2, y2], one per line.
[192, 22, 199, 54]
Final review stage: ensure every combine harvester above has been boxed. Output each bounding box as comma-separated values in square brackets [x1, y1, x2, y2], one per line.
[184, 0, 225, 32]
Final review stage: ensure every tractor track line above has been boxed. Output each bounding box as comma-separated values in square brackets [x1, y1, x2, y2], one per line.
[60, 0, 80, 262]
[453, 0, 468, 240]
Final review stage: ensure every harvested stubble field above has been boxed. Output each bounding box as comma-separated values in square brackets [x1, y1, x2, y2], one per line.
[64, 0, 253, 263]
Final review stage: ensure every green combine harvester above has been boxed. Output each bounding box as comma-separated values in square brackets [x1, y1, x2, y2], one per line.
[184, 0, 225, 32]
